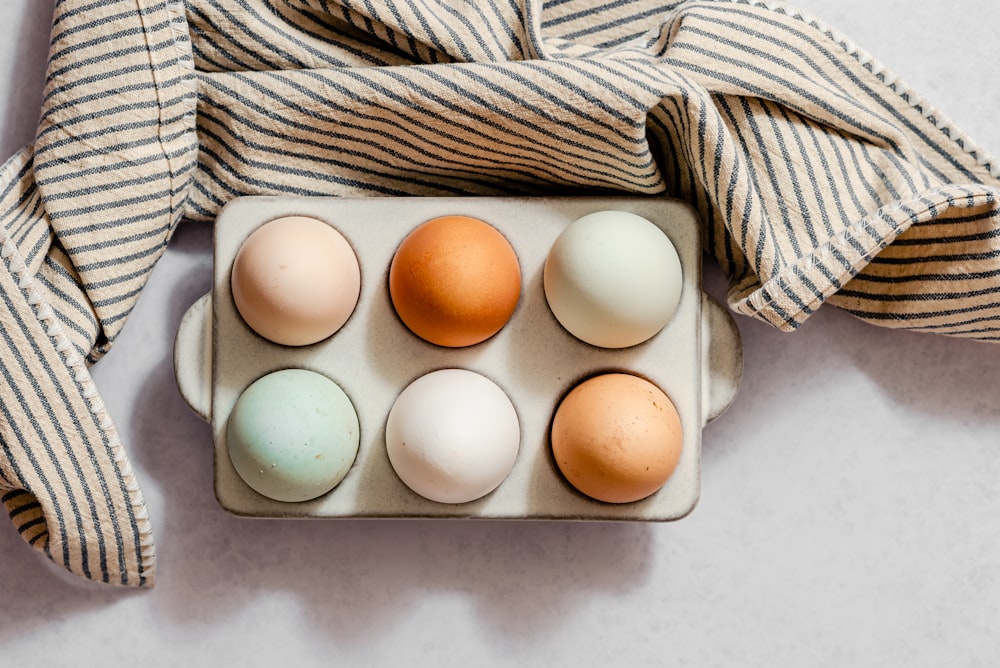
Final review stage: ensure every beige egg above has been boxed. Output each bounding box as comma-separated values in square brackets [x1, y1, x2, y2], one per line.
[551, 373, 683, 504]
[231, 215, 361, 346]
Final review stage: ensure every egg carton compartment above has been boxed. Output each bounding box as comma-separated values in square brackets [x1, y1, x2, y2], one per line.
[174, 196, 742, 521]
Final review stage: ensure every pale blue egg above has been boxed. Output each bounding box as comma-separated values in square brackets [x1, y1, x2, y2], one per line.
[227, 369, 360, 502]
[543, 210, 683, 349]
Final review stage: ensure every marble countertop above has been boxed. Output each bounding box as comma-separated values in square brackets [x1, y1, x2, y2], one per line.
[1, 2, 997, 666]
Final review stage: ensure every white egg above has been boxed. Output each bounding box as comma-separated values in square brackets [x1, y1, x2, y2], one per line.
[385, 369, 520, 504]
[543, 210, 683, 348]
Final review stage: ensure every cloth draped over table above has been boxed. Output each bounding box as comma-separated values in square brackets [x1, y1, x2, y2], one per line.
[0, 0, 997, 586]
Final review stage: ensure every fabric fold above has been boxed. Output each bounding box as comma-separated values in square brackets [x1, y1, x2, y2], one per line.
[0, 0, 197, 586]
[35, 0, 198, 350]
[0, 148, 154, 586]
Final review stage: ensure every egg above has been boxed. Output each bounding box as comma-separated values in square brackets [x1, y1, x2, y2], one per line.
[389, 215, 521, 347]
[385, 368, 520, 504]
[543, 210, 682, 348]
[231, 215, 361, 346]
[227, 369, 361, 503]
[551, 373, 683, 504]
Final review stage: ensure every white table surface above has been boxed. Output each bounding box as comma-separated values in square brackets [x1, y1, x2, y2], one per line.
[1, 2, 998, 666]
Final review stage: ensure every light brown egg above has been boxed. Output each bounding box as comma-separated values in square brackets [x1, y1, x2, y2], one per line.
[231, 215, 361, 346]
[389, 215, 521, 347]
[551, 373, 683, 504]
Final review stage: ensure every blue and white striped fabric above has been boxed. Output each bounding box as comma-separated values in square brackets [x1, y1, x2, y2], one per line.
[1, 0, 997, 586]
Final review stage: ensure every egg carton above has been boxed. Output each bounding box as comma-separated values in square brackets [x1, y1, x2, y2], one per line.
[174, 196, 743, 521]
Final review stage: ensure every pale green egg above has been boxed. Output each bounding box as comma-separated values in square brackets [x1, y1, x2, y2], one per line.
[227, 368, 360, 502]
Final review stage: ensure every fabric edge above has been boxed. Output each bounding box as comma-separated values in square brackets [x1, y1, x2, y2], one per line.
[0, 148, 156, 587]
[748, 0, 999, 180]
[730, 185, 999, 333]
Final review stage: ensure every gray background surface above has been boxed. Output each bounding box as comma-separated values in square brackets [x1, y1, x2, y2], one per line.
[1, 1, 998, 666]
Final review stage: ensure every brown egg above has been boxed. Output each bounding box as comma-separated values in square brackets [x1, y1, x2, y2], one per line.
[389, 215, 521, 347]
[551, 373, 683, 504]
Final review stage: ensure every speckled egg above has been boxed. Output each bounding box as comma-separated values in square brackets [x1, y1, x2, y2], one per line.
[551, 372, 683, 504]
[227, 368, 360, 502]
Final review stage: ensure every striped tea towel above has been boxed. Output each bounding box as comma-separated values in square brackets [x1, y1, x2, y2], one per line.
[1, 0, 997, 587]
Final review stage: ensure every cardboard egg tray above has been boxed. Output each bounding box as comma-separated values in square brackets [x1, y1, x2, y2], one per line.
[174, 196, 743, 521]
